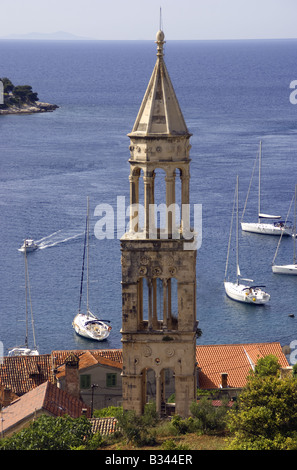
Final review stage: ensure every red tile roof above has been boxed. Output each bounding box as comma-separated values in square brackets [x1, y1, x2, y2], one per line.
[0, 342, 289, 399]
[0, 354, 54, 396]
[1, 381, 91, 436]
[51, 349, 123, 368]
[52, 350, 122, 379]
[90, 417, 119, 435]
[196, 342, 289, 389]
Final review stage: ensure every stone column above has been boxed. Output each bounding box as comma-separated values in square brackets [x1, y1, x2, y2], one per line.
[144, 172, 153, 237]
[181, 171, 190, 235]
[129, 173, 139, 232]
[162, 278, 168, 329]
[147, 278, 153, 329]
[165, 172, 176, 238]
[152, 278, 158, 328]
[155, 372, 161, 416]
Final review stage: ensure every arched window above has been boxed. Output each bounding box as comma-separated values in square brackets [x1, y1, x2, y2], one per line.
[138, 276, 178, 331]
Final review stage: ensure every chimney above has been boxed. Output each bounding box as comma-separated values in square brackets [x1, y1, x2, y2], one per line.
[0, 386, 15, 408]
[221, 373, 228, 388]
[65, 353, 80, 399]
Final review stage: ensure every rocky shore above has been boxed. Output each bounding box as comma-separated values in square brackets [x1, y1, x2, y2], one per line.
[0, 101, 59, 115]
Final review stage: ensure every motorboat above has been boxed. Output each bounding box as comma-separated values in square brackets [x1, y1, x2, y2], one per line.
[18, 238, 38, 252]
[241, 141, 293, 236]
[72, 197, 111, 341]
[224, 176, 270, 305]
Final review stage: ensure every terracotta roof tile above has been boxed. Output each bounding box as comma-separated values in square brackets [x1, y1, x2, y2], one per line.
[53, 350, 122, 379]
[51, 349, 123, 368]
[0, 355, 54, 396]
[196, 342, 289, 389]
[90, 417, 118, 435]
[1, 381, 91, 436]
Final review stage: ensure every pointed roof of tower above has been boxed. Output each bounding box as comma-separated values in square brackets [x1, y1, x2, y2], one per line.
[128, 30, 191, 138]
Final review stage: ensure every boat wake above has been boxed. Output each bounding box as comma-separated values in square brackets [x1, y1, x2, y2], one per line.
[35, 230, 83, 250]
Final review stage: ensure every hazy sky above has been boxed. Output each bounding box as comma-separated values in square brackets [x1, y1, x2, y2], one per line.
[1, 0, 297, 40]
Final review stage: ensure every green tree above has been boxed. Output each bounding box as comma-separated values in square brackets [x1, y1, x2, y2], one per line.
[1, 77, 14, 93]
[115, 404, 159, 446]
[227, 356, 297, 450]
[254, 354, 281, 377]
[0, 414, 94, 450]
[190, 397, 229, 434]
[13, 85, 38, 103]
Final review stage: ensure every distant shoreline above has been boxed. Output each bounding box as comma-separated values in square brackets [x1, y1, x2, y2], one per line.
[0, 101, 59, 115]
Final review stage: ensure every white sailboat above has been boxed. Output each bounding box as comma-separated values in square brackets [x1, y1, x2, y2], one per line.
[72, 197, 111, 341]
[241, 141, 293, 236]
[8, 245, 39, 356]
[224, 176, 270, 305]
[272, 184, 297, 275]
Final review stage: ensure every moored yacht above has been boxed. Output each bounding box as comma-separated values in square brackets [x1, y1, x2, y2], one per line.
[224, 176, 270, 305]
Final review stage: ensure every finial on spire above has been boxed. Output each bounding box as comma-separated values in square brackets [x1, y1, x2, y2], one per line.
[159, 6, 163, 31]
[156, 30, 165, 57]
[156, 8, 165, 57]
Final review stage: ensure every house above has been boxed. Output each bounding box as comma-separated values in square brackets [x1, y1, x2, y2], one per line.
[53, 350, 123, 410]
[0, 380, 91, 438]
[0, 342, 290, 414]
[196, 342, 290, 400]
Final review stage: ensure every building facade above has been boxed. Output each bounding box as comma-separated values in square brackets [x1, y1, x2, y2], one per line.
[121, 30, 198, 417]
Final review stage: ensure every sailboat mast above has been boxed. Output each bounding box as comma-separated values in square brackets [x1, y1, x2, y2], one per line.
[258, 140, 262, 223]
[293, 184, 297, 264]
[87, 196, 89, 312]
[24, 245, 28, 348]
[236, 175, 240, 284]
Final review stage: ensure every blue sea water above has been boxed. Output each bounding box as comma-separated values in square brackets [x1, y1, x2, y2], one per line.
[0, 38, 296, 356]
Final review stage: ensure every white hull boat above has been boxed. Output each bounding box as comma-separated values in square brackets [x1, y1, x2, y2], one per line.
[18, 238, 38, 252]
[8, 347, 39, 356]
[73, 312, 111, 341]
[241, 221, 292, 236]
[72, 197, 111, 342]
[224, 176, 270, 305]
[272, 264, 297, 275]
[272, 185, 297, 275]
[241, 141, 292, 236]
[224, 281, 270, 304]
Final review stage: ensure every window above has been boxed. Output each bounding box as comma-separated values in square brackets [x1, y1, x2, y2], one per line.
[106, 373, 117, 387]
[80, 374, 91, 389]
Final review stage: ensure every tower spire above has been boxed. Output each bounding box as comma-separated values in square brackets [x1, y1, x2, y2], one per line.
[129, 28, 190, 137]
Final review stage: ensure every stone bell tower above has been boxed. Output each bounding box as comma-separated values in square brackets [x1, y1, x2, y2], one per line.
[120, 30, 197, 417]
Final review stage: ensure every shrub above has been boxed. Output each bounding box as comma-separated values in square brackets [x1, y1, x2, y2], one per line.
[0, 415, 92, 450]
[161, 438, 190, 450]
[227, 356, 297, 450]
[190, 398, 229, 434]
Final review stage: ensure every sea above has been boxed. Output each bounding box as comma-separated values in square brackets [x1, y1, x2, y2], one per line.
[0, 38, 296, 358]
